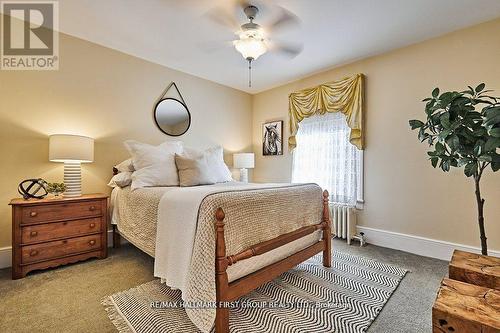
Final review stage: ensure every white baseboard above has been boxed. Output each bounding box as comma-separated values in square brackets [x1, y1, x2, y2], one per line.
[357, 226, 500, 261]
[0, 229, 122, 269]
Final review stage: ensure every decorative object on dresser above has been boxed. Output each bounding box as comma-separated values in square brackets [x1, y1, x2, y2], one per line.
[17, 178, 48, 199]
[9, 194, 108, 279]
[233, 153, 254, 182]
[49, 134, 94, 197]
[262, 120, 283, 156]
[154, 82, 191, 136]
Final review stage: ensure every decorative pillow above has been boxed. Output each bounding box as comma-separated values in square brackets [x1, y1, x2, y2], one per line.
[114, 158, 134, 173]
[107, 171, 133, 188]
[124, 140, 183, 190]
[183, 146, 233, 183]
[175, 154, 216, 187]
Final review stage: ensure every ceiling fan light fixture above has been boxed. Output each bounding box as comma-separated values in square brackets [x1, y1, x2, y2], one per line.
[233, 29, 267, 60]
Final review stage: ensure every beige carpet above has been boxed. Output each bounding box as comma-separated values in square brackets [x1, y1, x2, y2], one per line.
[0, 246, 154, 333]
[0, 240, 448, 333]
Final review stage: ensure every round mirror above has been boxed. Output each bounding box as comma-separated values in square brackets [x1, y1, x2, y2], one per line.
[154, 98, 191, 136]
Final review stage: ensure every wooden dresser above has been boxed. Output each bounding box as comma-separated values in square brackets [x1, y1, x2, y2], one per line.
[9, 194, 108, 279]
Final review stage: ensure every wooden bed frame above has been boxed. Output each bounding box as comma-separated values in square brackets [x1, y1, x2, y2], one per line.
[111, 167, 332, 333]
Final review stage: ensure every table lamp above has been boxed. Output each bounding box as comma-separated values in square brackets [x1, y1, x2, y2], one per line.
[233, 153, 254, 183]
[49, 134, 94, 197]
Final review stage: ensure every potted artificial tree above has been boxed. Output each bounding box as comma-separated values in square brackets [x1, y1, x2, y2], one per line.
[409, 83, 499, 256]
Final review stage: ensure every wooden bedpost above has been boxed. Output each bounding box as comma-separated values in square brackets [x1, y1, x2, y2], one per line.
[322, 190, 332, 267]
[112, 225, 121, 248]
[214, 207, 230, 333]
[112, 166, 121, 249]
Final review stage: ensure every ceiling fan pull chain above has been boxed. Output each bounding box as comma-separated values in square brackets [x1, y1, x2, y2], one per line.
[248, 58, 252, 87]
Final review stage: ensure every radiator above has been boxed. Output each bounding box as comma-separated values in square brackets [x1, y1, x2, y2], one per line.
[329, 204, 357, 245]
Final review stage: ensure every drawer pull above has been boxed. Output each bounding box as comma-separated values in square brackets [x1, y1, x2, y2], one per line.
[30, 211, 37, 217]
[89, 223, 96, 228]
[30, 231, 38, 237]
[89, 206, 96, 211]
[89, 240, 96, 246]
[30, 250, 38, 257]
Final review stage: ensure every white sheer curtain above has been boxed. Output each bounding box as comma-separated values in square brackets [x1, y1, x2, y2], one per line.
[292, 112, 361, 206]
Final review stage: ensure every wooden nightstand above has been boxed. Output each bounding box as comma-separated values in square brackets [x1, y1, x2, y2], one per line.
[9, 194, 108, 279]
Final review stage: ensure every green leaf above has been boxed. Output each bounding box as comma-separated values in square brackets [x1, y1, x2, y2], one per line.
[438, 129, 452, 141]
[409, 119, 425, 130]
[435, 142, 445, 154]
[440, 113, 451, 129]
[492, 162, 500, 172]
[475, 83, 485, 93]
[464, 162, 477, 177]
[431, 157, 438, 168]
[490, 128, 500, 138]
[484, 137, 500, 152]
[446, 134, 460, 151]
[478, 154, 492, 162]
[432, 88, 439, 98]
[473, 141, 483, 156]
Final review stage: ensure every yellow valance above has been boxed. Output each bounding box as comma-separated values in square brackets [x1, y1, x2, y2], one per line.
[288, 73, 364, 150]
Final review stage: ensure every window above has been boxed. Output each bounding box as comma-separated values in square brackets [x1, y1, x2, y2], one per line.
[291, 112, 363, 206]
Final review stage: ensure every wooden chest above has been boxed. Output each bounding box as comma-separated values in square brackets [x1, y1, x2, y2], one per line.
[449, 249, 500, 290]
[9, 194, 108, 279]
[432, 278, 500, 333]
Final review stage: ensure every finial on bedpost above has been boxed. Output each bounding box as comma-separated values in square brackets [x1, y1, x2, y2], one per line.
[214, 207, 230, 332]
[322, 189, 332, 267]
[215, 207, 227, 261]
[215, 207, 225, 223]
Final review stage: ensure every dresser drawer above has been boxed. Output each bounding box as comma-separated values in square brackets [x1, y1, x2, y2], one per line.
[21, 217, 102, 244]
[21, 234, 102, 264]
[21, 200, 102, 224]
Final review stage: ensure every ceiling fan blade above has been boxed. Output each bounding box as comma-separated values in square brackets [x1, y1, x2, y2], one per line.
[204, 6, 241, 31]
[197, 40, 234, 53]
[266, 6, 300, 33]
[269, 41, 303, 58]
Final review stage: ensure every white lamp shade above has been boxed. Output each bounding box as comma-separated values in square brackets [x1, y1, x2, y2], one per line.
[49, 134, 94, 163]
[233, 153, 255, 169]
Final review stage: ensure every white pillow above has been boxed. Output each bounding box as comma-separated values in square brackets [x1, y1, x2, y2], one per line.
[114, 158, 134, 173]
[124, 140, 183, 190]
[183, 146, 233, 183]
[107, 171, 133, 188]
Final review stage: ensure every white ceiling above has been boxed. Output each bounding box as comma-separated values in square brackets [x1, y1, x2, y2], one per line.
[57, 0, 500, 93]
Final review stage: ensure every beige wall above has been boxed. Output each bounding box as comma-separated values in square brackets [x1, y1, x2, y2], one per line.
[0, 31, 252, 248]
[252, 19, 500, 251]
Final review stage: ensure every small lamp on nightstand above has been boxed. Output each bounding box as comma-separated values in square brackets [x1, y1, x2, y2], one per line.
[233, 153, 254, 183]
[49, 134, 94, 197]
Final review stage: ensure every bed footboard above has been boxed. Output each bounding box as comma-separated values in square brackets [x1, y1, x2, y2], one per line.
[214, 190, 332, 333]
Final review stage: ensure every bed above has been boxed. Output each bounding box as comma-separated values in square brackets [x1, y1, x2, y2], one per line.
[110, 169, 332, 333]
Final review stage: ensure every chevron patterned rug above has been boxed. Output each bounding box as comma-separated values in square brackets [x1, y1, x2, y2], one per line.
[102, 251, 407, 333]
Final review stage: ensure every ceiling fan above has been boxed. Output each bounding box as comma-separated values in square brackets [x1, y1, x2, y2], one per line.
[204, 2, 303, 87]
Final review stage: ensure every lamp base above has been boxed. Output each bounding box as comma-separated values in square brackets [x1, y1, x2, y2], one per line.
[239, 168, 248, 183]
[63, 162, 82, 197]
